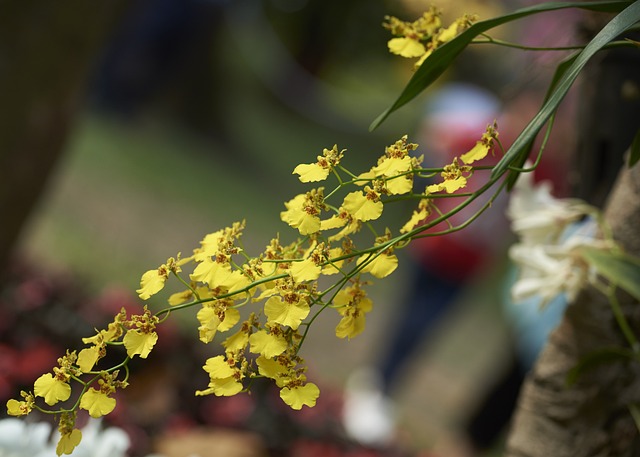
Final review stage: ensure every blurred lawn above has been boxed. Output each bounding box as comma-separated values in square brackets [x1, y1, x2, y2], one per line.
[18, 24, 418, 291]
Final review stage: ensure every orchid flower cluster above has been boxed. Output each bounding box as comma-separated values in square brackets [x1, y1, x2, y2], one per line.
[384, 6, 477, 68]
[14, 1, 639, 453]
[5, 126, 501, 455]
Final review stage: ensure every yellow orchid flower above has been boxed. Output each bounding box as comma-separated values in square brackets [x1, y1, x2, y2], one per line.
[264, 295, 310, 330]
[136, 266, 169, 300]
[56, 428, 82, 456]
[280, 381, 320, 410]
[34, 372, 71, 406]
[357, 252, 398, 278]
[79, 387, 116, 418]
[342, 189, 383, 222]
[123, 329, 158, 359]
[249, 329, 288, 358]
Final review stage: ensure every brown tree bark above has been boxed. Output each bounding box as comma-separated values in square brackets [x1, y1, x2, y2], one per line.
[0, 0, 127, 278]
[504, 12, 640, 455]
[505, 162, 640, 457]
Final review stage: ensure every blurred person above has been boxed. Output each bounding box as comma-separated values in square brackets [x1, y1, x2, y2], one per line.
[342, 80, 576, 452]
[461, 86, 577, 454]
[380, 82, 507, 392]
[343, 82, 509, 447]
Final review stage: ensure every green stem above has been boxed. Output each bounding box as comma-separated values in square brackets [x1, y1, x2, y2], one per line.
[474, 34, 585, 51]
[608, 285, 640, 353]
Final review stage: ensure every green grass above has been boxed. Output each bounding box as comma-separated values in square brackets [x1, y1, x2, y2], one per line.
[21, 114, 287, 291]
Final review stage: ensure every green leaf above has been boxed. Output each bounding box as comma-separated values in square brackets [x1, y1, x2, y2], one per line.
[629, 404, 640, 433]
[370, 0, 633, 131]
[581, 246, 640, 301]
[504, 52, 578, 189]
[629, 127, 640, 167]
[491, 0, 640, 179]
[566, 346, 635, 386]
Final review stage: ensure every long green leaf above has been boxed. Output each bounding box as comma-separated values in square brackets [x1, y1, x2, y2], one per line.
[491, 0, 640, 179]
[581, 246, 640, 302]
[370, 0, 633, 131]
[504, 52, 579, 190]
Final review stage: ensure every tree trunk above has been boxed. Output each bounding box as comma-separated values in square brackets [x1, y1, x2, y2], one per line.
[0, 0, 127, 278]
[504, 13, 640, 456]
[505, 162, 640, 457]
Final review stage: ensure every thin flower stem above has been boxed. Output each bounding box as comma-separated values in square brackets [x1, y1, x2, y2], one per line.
[173, 270, 200, 301]
[629, 404, 640, 433]
[323, 186, 343, 201]
[473, 34, 585, 51]
[331, 167, 344, 185]
[336, 165, 358, 179]
[608, 285, 640, 353]
[507, 111, 555, 173]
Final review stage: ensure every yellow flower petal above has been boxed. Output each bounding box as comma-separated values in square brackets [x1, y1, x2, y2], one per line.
[34, 373, 71, 406]
[196, 307, 222, 344]
[320, 215, 347, 230]
[357, 253, 398, 278]
[388, 37, 426, 57]
[168, 289, 193, 306]
[289, 257, 322, 283]
[437, 22, 460, 43]
[460, 141, 490, 165]
[203, 355, 235, 379]
[386, 175, 413, 195]
[197, 230, 223, 259]
[219, 308, 240, 332]
[371, 156, 412, 177]
[280, 382, 320, 410]
[6, 399, 31, 416]
[196, 376, 243, 397]
[222, 329, 249, 353]
[256, 356, 289, 387]
[400, 206, 430, 234]
[56, 429, 82, 456]
[288, 211, 321, 235]
[334, 288, 373, 313]
[136, 268, 168, 300]
[196, 305, 239, 344]
[191, 260, 249, 292]
[77, 346, 100, 373]
[335, 312, 366, 339]
[280, 194, 322, 235]
[264, 296, 310, 330]
[355, 170, 375, 186]
[414, 48, 433, 69]
[293, 163, 330, 182]
[123, 329, 158, 359]
[328, 220, 361, 242]
[79, 388, 116, 418]
[342, 191, 383, 222]
[249, 330, 288, 358]
[322, 248, 344, 275]
[426, 176, 467, 194]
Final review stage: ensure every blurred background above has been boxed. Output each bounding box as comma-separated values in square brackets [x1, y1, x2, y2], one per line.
[0, 0, 581, 456]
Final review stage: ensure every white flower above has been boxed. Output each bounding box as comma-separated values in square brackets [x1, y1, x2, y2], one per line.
[508, 171, 592, 245]
[0, 418, 141, 457]
[509, 243, 586, 305]
[507, 173, 609, 307]
[0, 418, 51, 457]
[69, 419, 130, 457]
